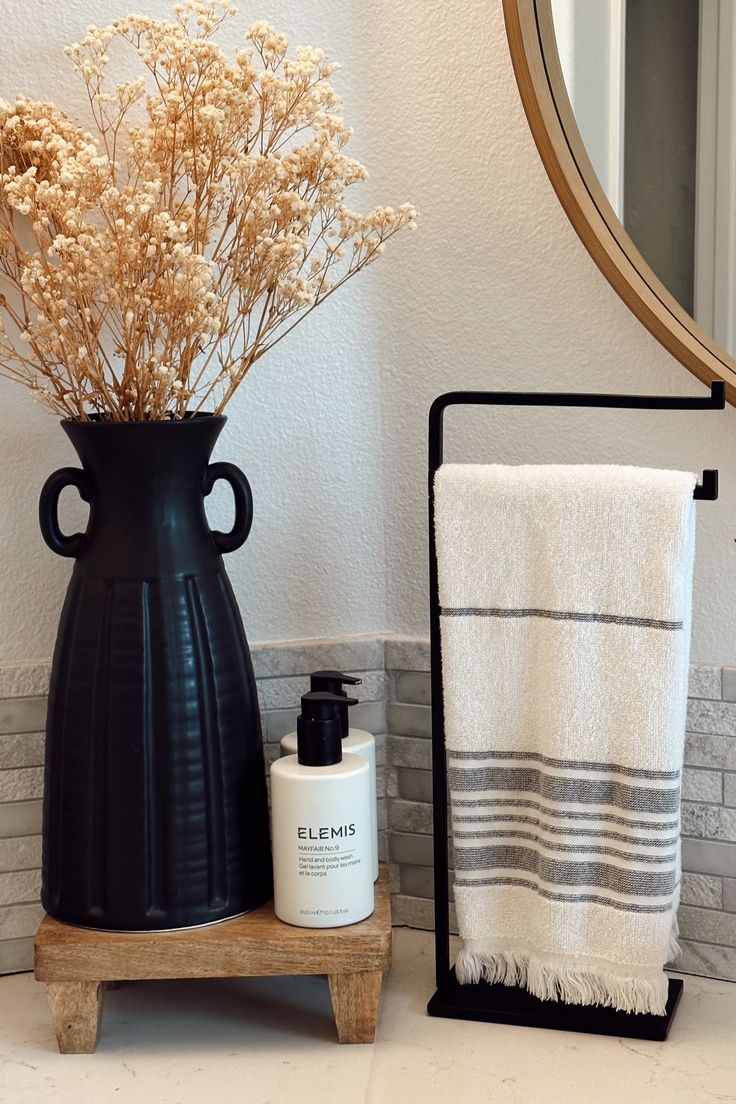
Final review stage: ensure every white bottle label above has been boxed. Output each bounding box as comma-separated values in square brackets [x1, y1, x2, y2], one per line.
[296, 824, 361, 887]
[280, 729, 379, 882]
[271, 761, 374, 927]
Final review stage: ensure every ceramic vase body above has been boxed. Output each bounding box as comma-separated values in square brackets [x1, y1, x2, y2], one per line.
[39, 415, 272, 931]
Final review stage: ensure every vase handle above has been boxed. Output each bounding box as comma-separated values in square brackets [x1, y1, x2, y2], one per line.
[39, 467, 91, 559]
[204, 462, 254, 554]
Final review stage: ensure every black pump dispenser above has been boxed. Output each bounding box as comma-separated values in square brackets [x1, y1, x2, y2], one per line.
[297, 691, 359, 767]
[310, 671, 362, 739]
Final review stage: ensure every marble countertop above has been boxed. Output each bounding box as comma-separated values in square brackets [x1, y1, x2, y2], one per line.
[1, 928, 735, 1104]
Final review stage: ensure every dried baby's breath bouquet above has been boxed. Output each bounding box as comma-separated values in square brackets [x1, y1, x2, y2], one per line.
[0, 2, 416, 421]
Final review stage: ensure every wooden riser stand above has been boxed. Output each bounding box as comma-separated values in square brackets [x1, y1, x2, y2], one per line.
[34, 866, 392, 1052]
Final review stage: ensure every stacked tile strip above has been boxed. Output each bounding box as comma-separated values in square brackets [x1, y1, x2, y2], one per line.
[2, 636, 736, 983]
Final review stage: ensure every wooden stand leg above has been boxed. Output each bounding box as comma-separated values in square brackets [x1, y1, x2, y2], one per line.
[328, 970, 383, 1044]
[45, 981, 105, 1054]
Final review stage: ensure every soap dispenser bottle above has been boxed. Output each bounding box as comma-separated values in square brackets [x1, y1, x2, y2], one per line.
[270, 691, 374, 928]
[280, 671, 379, 881]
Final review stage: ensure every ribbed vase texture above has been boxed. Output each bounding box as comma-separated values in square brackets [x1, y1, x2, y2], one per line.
[40, 415, 273, 931]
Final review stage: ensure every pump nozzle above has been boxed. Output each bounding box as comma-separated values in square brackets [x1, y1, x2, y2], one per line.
[300, 690, 359, 720]
[310, 671, 362, 738]
[297, 691, 358, 766]
[310, 670, 362, 691]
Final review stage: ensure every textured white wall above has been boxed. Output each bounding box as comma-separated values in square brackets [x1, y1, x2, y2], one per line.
[0, 0, 735, 665]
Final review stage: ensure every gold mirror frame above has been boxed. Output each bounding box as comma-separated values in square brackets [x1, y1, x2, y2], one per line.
[503, 0, 736, 404]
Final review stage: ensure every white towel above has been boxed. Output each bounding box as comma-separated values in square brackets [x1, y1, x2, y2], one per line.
[434, 464, 697, 1015]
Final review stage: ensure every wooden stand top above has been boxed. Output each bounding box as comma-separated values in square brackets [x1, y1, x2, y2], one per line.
[35, 866, 392, 983]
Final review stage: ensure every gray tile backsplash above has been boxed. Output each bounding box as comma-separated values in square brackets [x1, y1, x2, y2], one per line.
[389, 798, 433, 835]
[686, 700, 736, 737]
[0, 835, 41, 872]
[678, 906, 736, 946]
[682, 803, 736, 841]
[681, 837, 736, 878]
[2, 638, 736, 988]
[689, 666, 723, 700]
[396, 768, 433, 804]
[0, 802, 42, 840]
[723, 773, 736, 807]
[0, 902, 44, 940]
[0, 767, 43, 803]
[250, 636, 385, 680]
[0, 733, 44, 770]
[674, 940, 736, 983]
[388, 735, 432, 771]
[395, 670, 431, 706]
[682, 767, 723, 804]
[386, 703, 430, 739]
[0, 869, 40, 906]
[0, 697, 47, 736]
[721, 667, 736, 702]
[684, 732, 736, 771]
[681, 872, 722, 909]
[723, 879, 736, 912]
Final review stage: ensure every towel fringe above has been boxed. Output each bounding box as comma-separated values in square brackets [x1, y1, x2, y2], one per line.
[455, 947, 669, 1016]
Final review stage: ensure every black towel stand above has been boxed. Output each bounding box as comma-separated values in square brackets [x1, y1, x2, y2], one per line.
[426, 381, 725, 1042]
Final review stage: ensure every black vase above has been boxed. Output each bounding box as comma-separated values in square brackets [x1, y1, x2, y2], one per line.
[39, 415, 273, 931]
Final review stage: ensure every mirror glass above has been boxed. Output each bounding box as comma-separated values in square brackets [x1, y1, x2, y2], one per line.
[550, 1, 735, 355]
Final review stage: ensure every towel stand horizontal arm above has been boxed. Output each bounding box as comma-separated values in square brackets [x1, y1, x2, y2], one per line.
[428, 381, 725, 498]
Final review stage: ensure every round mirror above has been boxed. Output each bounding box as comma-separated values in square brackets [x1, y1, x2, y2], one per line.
[503, 0, 736, 401]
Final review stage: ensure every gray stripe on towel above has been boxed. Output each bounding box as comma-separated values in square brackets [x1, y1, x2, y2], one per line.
[448, 798, 680, 830]
[454, 877, 674, 913]
[451, 815, 677, 847]
[454, 845, 676, 896]
[448, 749, 680, 781]
[452, 829, 676, 864]
[448, 766, 680, 813]
[441, 607, 683, 630]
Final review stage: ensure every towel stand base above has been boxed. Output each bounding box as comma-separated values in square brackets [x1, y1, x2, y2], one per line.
[427, 969, 683, 1041]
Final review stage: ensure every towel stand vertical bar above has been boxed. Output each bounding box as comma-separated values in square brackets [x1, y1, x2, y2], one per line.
[425, 380, 724, 1041]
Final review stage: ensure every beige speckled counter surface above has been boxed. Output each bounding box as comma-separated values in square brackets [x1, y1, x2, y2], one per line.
[0, 928, 734, 1103]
